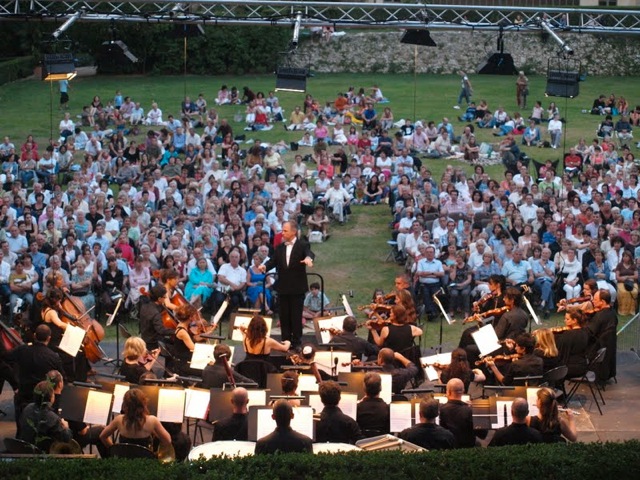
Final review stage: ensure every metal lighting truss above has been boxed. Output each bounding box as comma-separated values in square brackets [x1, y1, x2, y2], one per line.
[0, 1, 639, 35]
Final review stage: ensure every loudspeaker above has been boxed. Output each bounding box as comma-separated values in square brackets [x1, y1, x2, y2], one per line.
[477, 53, 518, 75]
[275, 67, 308, 93]
[97, 41, 139, 74]
[545, 70, 580, 98]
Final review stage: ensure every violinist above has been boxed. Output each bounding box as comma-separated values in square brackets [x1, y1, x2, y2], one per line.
[532, 328, 560, 373]
[369, 304, 422, 353]
[41, 288, 88, 382]
[586, 289, 618, 384]
[329, 315, 379, 361]
[485, 333, 543, 386]
[173, 304, 199, 376]
[493, 287, 528, 342]
[459, 274, 507, 363]
[557, 278, 597, 314]
[242, 315, 291, 363]
[119, 336, 159, 384]
[139, 285, 175, 351]
[552, 310, 589, 378]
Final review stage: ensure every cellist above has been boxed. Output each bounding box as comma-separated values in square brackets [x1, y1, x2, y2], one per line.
[139, 285, 175, 352]
[41, 288, 89, 382]
[160, 269, 181, 313]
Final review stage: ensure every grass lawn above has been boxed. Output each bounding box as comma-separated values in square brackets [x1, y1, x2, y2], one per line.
[2, 72, 639, 349]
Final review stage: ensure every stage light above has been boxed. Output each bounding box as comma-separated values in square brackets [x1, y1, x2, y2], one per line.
[52, 11, 83, 39]
[42, 53, 77, 81]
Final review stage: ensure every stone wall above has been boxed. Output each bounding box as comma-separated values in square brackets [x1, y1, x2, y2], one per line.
[300, 31, 640, 76]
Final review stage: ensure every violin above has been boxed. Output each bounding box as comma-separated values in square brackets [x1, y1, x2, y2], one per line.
[422, 362, 448, 370]
[475, 352, 523, 366]
[472, 291, 497, 313]
[463, 306, 509, 324]
[320, 327, 343, 336]
[557, 295, 592, 312]
[550, 326, 572, 334]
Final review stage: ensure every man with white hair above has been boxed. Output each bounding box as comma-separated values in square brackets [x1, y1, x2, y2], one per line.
[323, 177, 352, 225]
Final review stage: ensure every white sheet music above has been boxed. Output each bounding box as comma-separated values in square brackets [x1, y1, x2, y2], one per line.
[472, 324, 502, 357]
[380, 374, 392, 404]
[184, 388, 210, 419]
[420, 352, 452, 382]
[157, 388, 186, 423]
[83, 390, 112, 425]
[58, 324, 86, 357]
[256, 408, 277, 441]
[389, 402, 412, 433]
[313, 351, 352, 376]
[212, 299, 229, 326]
[112, 383, 130, 413]
[247, 389, 267, 407]
[341, 295, 354, 317]
[307, 394, 324, 415]
[190, 343, 216, 370]
[316, 316, 347, 345]
[290, 406, 314, 440]
[527, 388, 540, 417]
[296, 374, 319, 394]
[230, 315, 272, 342]
[491, 400, 514, 429]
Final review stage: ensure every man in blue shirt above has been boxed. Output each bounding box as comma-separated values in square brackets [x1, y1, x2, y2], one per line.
[416, 246, 444, 319]
[502, 249, 534, 288]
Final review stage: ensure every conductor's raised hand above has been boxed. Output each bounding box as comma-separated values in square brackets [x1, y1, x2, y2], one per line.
[301, 256, 314, 268]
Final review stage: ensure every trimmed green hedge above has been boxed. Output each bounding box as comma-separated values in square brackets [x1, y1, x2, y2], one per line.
[0, 56, 35, 85]
[1, 441, 639, 479]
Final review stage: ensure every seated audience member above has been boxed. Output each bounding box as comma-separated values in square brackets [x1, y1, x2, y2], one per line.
[489, 397, 542, 446]
[254, 400, 314, 454]
[356, 372, 390, 435]
[439, 379, 476, 448]
[398, 398, 456, 450]
[213, 387, 249, 441]
[528, 387, 577, 443]
[302, 282, 331, 322]
[315, 380, 363, 444]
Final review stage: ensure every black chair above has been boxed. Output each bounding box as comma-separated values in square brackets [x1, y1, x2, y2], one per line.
[565, 347, 607, 415]
[235, 359, 276, 389]
[3, 437, 43, 454]
[109, 443, 156, 459]
[542, 365, 568, 399]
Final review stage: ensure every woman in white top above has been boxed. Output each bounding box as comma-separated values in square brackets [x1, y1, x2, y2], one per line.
[332, 123, 347, 145]
[290, 154, 307, 178]
[560, 248, 582, 299]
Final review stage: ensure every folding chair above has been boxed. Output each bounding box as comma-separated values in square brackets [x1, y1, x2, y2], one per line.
[541, 365, 568, 400]
[565, 347, 606, 415]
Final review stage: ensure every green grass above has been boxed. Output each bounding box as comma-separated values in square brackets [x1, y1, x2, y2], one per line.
[2, 72, 639, 348]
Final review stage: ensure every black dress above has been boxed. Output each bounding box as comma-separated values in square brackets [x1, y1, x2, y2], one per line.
[383, 323, 414, 354]
[529, 415, 565, 443]
[120, 361, 147, 384]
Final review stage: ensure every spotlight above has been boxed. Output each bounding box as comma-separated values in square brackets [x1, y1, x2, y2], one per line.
[290, 12, 303, 50]
[400, 29, 437, 47]
[539, 18, 574, 56]
[52, 10, 83, 39]
[42, 53, 77, 81]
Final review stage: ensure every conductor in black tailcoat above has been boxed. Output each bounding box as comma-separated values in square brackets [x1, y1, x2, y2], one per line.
[260, 221, 315, 349]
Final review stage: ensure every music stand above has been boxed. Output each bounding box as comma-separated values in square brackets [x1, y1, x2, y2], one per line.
[103, 296, 124, 371]
[432, 289, 454, 353]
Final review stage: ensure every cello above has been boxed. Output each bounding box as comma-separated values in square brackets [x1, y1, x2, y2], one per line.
[59, 289, 106, 363]
[0, 320, 24, 352]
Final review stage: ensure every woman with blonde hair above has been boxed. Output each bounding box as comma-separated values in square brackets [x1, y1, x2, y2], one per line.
[119, 337, 158, 384]
[533, 328, 560, 372]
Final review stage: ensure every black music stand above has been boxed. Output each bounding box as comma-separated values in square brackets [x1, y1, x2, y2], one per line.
[103, 296, 125, 371]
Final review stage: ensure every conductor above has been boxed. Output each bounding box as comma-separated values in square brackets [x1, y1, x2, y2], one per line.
[259, 221, 315, 349]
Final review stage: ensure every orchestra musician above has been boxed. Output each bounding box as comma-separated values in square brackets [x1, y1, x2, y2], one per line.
[552, 310, 589, 378]
[329, 315, 379, 362]
[241, 315, 291, 363]
[532, 328, 560, 373]
[172, 304, 199, 376]
[376, 348, 419, 394]
[557, 278, 597, 314]
[160, 269, 181, 313]
[41, 288, 89, 382]
[493, 287, 529, 341]
[437, 348, 485, 394]
[280, 370, 301, 407]
[368, 304, 422, 354]
[485, 333, 543, 386]
[439, 378, 477, 448]
[586, 289, 618, 384]
[356, 372, 390, 435]
[528, 387, 577, 443]
[212, 387, 249, 441]
[201, 344, 254, 389]
[458, 274, 507, 363]
[100, 389, 172, 452]
[119, 336, 159, 384]
[139, 285, 175, 352]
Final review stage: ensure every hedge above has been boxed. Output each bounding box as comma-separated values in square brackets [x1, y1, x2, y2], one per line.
[1, 441, 639, 480]
[0, 56, 35, 85]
